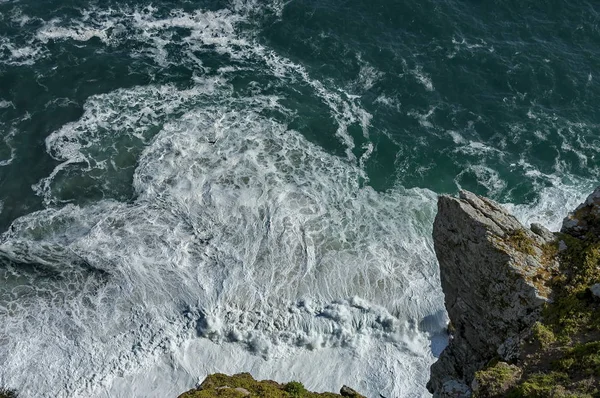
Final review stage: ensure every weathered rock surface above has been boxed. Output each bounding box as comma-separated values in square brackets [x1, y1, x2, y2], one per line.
[561, 186, 600, 238]
[427, 190, 559, 397]
[339, 385, 365, 397]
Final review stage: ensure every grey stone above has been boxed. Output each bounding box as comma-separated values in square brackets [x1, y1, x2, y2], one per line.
[340, 385, 366, 397]
[436, 380, 471, 398]
[427, 190, 558, 395]
[531, 223, 555, 243]
[561, 186, 600, 237]
[590, 283, 600, 298]
[558, 240, 568, 252]
[234, 387, 251, 396]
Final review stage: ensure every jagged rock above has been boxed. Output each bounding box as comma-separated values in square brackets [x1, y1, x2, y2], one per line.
[561, 186, 600, 238]
[530, 223, 555, 243]
[427, 190, 558, 396]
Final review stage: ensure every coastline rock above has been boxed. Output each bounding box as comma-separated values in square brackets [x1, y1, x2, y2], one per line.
[178, 373, 365, 397]
[561, 186, 600, 238]
[340, 385, 366, 397]
[427, 190, 558, 396]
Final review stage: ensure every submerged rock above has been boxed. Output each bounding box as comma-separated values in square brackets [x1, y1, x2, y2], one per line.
[427, 190, 558, 396]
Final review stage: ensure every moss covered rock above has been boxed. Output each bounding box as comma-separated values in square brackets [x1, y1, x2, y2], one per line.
[473, 362, 521, 397]
[177, 373, 365, 398]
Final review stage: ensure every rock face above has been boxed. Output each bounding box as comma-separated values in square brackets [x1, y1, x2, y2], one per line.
[561, 186, 600, 238]
[427, 190, 559, 397]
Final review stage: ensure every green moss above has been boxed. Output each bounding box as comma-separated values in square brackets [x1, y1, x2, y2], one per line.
[178, 373, 347, 398]
[474, 361, 521, 397]
[553, 342, 600, 378]
[541, 241, 559, 265]
[542, 234, 600, 340]
[558, 234, 600, 290]
[284, 382, 307, 397]
[507, 372, 570, 397]
[532, 322, 556, 349]
[476, 227, 600, 398]
[496, 231, 600, 398]
[506, 229, 536, 256]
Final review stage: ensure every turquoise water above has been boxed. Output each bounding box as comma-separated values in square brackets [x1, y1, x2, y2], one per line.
[0, 1, 599, 397]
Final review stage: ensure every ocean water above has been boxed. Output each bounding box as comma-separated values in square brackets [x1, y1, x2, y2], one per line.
[0, 0, 599, 397]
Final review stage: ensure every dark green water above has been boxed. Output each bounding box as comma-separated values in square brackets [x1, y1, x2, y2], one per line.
[2, 0, 599, 229]
[0, 0, 599, 397]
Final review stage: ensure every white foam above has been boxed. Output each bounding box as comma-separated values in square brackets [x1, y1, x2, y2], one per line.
[408, 107, 436, 128]
[503, 166, 594, 232]
[401, 59, 434, 92]
[1, 77, 445, 398]
[448, 36, 494, 59]
[24, 5, 372, 163]
[454, 141, 504, 157]
[354, 54, 384, 91]
[1, 2, 374, 163]
[0, 36, 46, 66]
[34, 80, 229, 204]
[411, 66, 434, 92]
[455, 165, 507, 197]
[36, 25, 109, 43]
[447, 130, 467, 144]
[0, 127, 16, 167]
[374, 94, 401, 110]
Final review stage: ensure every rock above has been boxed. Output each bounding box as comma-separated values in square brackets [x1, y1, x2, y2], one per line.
[427, 190, 558, 396]
[561, 186, 600, 238]
[340, 385, 366, 397]
[234, 387, 251, 396]
[558, 240, 568, 252]
[530, 223, 555, 243]
[589, 283, 600, 298]
[439, 380, 471, 398]
[213, 386, 250, 396]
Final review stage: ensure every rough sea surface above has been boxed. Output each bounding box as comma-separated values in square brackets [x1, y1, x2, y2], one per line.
[0, 1, 599, 397]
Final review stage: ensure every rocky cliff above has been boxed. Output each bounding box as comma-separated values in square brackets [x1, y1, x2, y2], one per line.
[428, 188, 600, 397]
